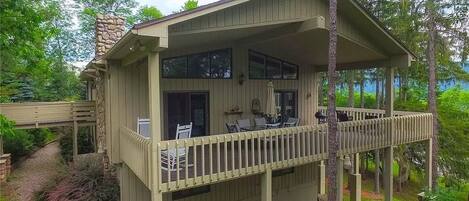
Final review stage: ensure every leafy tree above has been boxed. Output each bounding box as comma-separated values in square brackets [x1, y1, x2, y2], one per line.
[426, 0, 439, 188]
[73, 0, 138, 60]
[182, 0, 199, 11]
[128, 6, 163, 24]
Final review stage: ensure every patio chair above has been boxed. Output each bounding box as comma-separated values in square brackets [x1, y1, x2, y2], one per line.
[226, 122, 240, 133]
[137, 118, 150, 138]
[314, 112, 327, 124]
[236, 119, 251, 131]
[283, 117, 299, 127]
[161, 122, 192, 171]
[337, 111, 351, 122]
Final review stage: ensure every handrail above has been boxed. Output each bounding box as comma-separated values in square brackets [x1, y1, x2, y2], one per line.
[155, 113, 432, 192]
[0, 101, 96, 128]
[119, 126, 152, 188]
[318, 106, 423, 121]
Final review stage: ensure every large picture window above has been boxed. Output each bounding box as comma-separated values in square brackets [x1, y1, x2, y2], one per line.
[248, 50, 298, 80]
[162, 48, 232, 79]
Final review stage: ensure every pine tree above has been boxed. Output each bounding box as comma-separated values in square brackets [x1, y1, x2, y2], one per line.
[326, 0, 338, 200]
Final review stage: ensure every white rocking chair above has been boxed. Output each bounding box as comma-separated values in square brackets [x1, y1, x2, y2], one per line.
[161, 122, 193, 171]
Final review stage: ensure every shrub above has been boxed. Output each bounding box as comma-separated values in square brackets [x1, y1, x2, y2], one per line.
[45, 157, 120, 201]
[3, 129, 34, 161]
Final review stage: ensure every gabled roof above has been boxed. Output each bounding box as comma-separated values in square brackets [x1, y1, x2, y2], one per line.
[87, 0, 416, 67]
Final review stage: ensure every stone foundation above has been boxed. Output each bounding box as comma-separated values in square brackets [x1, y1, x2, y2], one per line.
[0, 154, 12, 181]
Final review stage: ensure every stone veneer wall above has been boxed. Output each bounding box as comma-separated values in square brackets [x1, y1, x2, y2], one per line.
[95, 14, 125, 58]
[95, 14, 125, 153]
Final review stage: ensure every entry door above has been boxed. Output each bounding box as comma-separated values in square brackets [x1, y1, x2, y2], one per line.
[275, 91, 297, 122]
[165, 92, 209, 140]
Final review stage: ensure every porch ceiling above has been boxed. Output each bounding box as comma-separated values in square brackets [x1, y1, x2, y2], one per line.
[249, 29, 388, 68]
[167, 22, 392, 70]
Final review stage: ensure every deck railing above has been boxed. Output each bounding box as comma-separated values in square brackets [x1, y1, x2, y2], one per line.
[154, 112, 432, 192]
[318, 106, 422, 120]
[119, 126, 152, 187]
[0, 101, 96, 128]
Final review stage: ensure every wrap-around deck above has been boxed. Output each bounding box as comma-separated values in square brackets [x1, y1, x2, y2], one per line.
[120, 107, 432, 193]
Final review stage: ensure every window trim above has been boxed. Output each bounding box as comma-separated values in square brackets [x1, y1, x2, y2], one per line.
[161, 48, 233, 79]
[248, 50, 299, 80]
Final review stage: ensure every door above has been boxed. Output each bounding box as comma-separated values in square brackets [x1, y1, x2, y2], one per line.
[165, 92, 209, 140]
[275, 90, 297, 122]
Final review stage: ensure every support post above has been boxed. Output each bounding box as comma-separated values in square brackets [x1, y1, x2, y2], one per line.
[384, 147, 393, 201]
[425, 139, 433, 190]
[385, 67, 394, 117]
[73, 121, 78, 160]
[374, 150, 380, 193]
[261, 169, 272, 201]
[337, 157, 344, 201]
[319, 160, 326, 195]
[148, 51, 163, 201]
[384, 67, 395, 201]
[350, 153, 361, 201]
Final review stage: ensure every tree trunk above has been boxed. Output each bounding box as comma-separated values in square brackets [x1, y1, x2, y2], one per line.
[375, 69, 380, 109]
[426, 0, 439, 188]
[347, 70, 355, 107]
[360, 70, 365, 108]
[381, 75, 385, 109]
[327, 0, 339, 200]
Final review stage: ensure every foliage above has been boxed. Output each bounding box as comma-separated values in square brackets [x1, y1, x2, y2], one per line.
[423, 186, 461, 201]
[182, 0, 199, 11]
[73, 0, 138, 60]
[3, 128, 56, 162]
[0, 114, 16, 138]
[128, 6, 163, 24]
[45, 156, 120, 201]
[59, 127, 96, 163]
[0, 0, 84, 103]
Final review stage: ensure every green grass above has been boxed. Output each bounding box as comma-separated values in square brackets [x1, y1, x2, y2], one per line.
[342, 160, 469, 201]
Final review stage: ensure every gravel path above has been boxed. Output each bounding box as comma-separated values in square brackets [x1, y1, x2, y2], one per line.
[7, 142, 63, 201]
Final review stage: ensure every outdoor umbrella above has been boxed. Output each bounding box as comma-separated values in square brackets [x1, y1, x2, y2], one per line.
[265, 81, 277, 122]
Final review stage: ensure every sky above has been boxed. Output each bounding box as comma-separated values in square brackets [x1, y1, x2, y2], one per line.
[137, 0, 218, 15]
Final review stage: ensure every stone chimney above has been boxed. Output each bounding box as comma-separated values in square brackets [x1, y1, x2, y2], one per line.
[95, 14, 125, 59]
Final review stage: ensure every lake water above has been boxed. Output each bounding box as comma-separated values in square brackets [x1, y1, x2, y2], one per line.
[358, 63, 469, 92]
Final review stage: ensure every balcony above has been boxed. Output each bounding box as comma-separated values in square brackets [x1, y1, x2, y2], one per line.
[118, 107, 432, 192]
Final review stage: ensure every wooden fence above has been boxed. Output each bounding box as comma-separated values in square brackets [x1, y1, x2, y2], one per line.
[0, 101, 96, 128]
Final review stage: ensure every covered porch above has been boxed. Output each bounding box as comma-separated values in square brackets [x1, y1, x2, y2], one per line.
[106, 4, 427, 200]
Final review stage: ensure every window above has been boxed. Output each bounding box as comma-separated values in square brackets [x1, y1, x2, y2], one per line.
[188, 53, 210, 78]
[249, 51, 265, 79]
[275, 90, 297, 122]
[162, 48, 232, 79]
[210, 49, 232, 78]
[248, 50, 298, 80]
[162, 57, 187, 77]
